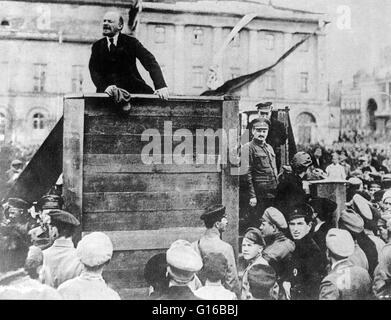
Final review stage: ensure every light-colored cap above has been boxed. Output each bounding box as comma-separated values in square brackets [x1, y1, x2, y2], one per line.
[262, 207, 287, 229]
[166, 239, 203, 273]
[353, 194, 373, 220]
[382, 190, 391, 203]
[77, 232, 113, 267]
[339, 209, 364, 234]
[326, 228, 355, 258]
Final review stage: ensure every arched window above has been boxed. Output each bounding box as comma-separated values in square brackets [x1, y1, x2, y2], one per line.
[33, 113, 45, 130]
[296, 112, 316, 144]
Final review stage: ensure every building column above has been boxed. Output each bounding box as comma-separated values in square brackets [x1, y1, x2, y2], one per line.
[282, 32, 292, 100]
[248, 29, 259, 99]
[173, 24, 185, 95]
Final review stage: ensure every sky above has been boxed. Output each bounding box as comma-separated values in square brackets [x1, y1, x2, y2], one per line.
[273, 0, 391, 84]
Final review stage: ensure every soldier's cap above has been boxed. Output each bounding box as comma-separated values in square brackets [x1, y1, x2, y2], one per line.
[144, 253, 168, 286]
[166, 240, 202, 275]
[7, 198, 31, 210]
[48, 209, 80, 226]
[11, 160, 22, 166]
[326, 228, 355, 258]
[247, 263, 277, 299]
[369, 182, 381, 188]
[383, 190, 391, 203]
[348, 177, 363, 186]
[382, 179, 391, 190]
[37, 194, 62, 210]
[252, 118, 270, 129]
[200, 204, 226, 223]
[373, 190, 386, 203]
[339, 208, 364, 234]
[77, 232, 113, 267]
[354, 190, 371, 202]
[308, 197, 337, 222]
[261, 207, 287, 230]
[353, 194, 373, 220]
[288, 203, 314, 222]
[383, 173, 391, 180]
[243, 227, 265, 247]
[256, 102, 273, 110]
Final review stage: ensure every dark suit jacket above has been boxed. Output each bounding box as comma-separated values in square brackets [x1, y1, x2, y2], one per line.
[89, 33, 167, 94]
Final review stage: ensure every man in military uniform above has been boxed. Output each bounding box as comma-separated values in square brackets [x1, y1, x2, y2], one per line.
[259, 207, 295, 292]
[2, 198, 33, 227]
[243, 118, 278, 226]
[319, 228, 371, 300]
[247, 102, 287, 170]
[192, 204, 240, 297]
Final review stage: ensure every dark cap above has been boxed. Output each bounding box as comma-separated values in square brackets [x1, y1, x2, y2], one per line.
[144, 253, 168, 286]
[7, 198, 31, 210]
[48, 209, 80, 226]
[37, 195, 62, 210]
[288, 203, 314, 221]
[373, 190, 386, 203]
[244, 227, 265, 246]
[252, 118, 270, 129]
[256, 102, 273, 110]
[308, 197, 337, 222]
[248, 263, 277, 299]
[200, 204, 226, 223]
[382, 179, 391, 190]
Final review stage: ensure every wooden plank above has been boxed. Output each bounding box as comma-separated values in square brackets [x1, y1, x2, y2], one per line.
[83, 190, 221, 212]
[82, 227, 206, 251]
[82, 209, 205, 231]
[83, 154, 221, 173]
[84, 115, 222, 135]
[83, 172, 221, 193]
[63, 98, 85, 244]
[221, 99, 240, 258]
[84, 134, 222, 154]
[85, 98, 222, 117]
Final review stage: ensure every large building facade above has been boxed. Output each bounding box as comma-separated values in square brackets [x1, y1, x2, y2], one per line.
[0, 0, 335, 147]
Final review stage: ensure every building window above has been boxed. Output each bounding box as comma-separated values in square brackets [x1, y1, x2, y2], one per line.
[265, 34, 275, 50]
[154, 26, 166, 43]
[265, 71, 276, 91]
[300, 72, 309, 93]
[71, 65, 83, 93]
[232, 33, 240, 47]
[33, 63, 47, 92]
[33, 113, 45, 130]
[193, 27, 204, 45]
[192, 66, 204, 88]
[0, 113, 6, 142]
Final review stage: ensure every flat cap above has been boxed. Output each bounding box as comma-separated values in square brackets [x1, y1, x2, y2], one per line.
[11, 160, 22, 166]
[288, 203, 314, 221]
[37, 195, 62, 210]
[248, 263, 277, 299]
[256, 101, 273, 110]
[262, 207, 287, 229]
[326, 228, 355, 258]
[252, 118, 270, 129]
[348, 177, 363, 186]
[48, 209, 80, 226]
[7, 198, 31, 210]
[308, 197, 337, 222]
[382, 180, 391, 190]
[77, 232, 113, 267]
[144, 253, 167, 286]
[200, 204, 226, 223]
[166, 239, 203, 273]
[244, 227, 265, 246]
[339, 209, 364, 234]
[353, 194, 373, 220]
[383, 190, 391, 203]
[354, 190, 372, 202]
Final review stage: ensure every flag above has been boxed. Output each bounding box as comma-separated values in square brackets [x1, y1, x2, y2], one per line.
[128, 0, 142, 35]
[201, 27, 320, 96]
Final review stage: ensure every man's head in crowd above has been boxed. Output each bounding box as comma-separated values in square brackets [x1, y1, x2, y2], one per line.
[144, 253, 169, 296]
[102, 11, 124, 38]
[259, 207, 287, 240]
[331, 152, 339, 165]
[247, 264, 278, 300]
[0, 224, 30, 274]
[3, 198, 31, 225]
[242, 227, 265, 261]
[10, 160, 23, 172]
[251, 119, 270, 144]
[314, 147, 322, 159]
[382, 191, 391, 213]
[369, 183, 381, 198]
[309, 197, 337, 225]
[288, 204, 314, 240]
[200, 204, 228, 233]
[377, 218, 389, 243]
[48, 210, 80, 240]
[256, 102, 272, 120]
[291, 152, 312, 176]
[201, 252, 228, 284]
[325, 228, 355, 264]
